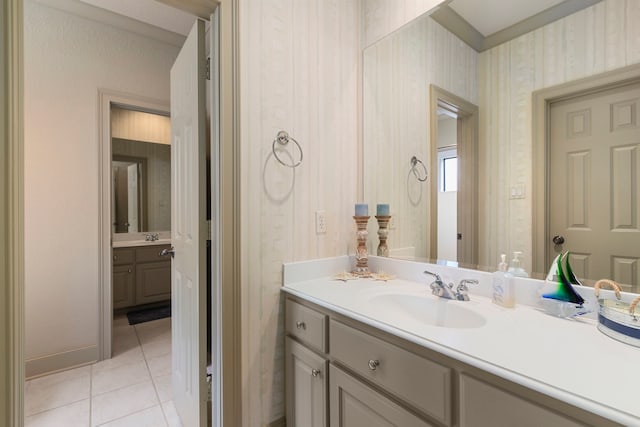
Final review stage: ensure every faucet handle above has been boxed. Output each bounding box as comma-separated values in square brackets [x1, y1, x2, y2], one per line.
[457, 279, 479, 293]
[423, 270, 442, 282]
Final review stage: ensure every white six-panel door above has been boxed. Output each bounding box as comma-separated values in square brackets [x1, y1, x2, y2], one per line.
[170, 19, 208, 426]
[550, 81, 640, 292]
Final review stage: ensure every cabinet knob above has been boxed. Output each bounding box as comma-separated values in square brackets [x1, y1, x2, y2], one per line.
[368, 359, 380, 371]
[311, 369, 320, 377]
[113, 255, 118, 260]
[128, 268, 132, 274]
[295, 321, 306, 330]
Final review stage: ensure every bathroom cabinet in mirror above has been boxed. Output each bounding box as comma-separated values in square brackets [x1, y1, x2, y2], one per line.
[362, 0, 640, 291]
[111, 106, 171, 234]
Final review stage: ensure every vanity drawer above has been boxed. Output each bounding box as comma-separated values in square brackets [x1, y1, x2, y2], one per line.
[136, 245, 171, 264]
[286, 299, 328, 353]
[330, 319, 452, 425]
[112, 248, 134, 265]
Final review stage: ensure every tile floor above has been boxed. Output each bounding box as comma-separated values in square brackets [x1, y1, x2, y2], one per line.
[25, 315, 181, 427]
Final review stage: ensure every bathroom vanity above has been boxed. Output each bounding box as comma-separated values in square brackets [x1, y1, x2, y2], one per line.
[112, 242, 171, 309]
[282, 256, 640, 427]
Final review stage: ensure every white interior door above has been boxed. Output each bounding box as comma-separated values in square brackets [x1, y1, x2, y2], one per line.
[170, 19, 207, 426]
[549, 81, 640, 292]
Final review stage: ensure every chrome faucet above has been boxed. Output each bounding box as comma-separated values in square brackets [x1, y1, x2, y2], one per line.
[455, 279, 479, 301]
[423, 271, 478, 301]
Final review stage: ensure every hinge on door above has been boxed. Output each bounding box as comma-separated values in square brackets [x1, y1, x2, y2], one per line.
[206, 57, 211, 81]
[206, 372, 212, 402]
[207, 220, 212, 238]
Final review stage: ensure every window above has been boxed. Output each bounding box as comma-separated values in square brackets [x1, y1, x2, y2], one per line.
[438, 148, 458, 192]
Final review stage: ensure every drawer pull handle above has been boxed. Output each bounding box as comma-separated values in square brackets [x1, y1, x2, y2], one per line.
[295, 321, 306, 330]
[368, 359, 380, 371]
[311, 369, 320, 377]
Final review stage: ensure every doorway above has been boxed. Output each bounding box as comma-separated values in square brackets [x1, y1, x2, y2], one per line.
[99, 92, 173, 362]
[429, 85, 479, 265]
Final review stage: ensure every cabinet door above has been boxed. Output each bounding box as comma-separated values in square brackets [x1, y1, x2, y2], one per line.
[113, 265, 135, 309]
[286, 337, 327, 427]
[459, 374, 583, 427]
[135, 261, 171, 305]
[330, 364, 434, 427]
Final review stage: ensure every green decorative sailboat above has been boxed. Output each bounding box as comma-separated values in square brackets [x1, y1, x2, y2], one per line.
[540, 252, 590, 317]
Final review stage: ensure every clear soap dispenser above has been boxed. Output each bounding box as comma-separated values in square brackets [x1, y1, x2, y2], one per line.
[508, 251, 529, 278]
[493, 254, 515, 308]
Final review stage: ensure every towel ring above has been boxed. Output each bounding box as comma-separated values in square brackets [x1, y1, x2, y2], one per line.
[272, 131, 303, 168]
[411, 156, 428, 182]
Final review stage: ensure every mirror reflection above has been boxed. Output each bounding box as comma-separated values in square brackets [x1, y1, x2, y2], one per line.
[363, 0, 640, 291]
[111, 107, 171, 234]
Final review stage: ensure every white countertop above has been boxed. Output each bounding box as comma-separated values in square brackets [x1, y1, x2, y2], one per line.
[112, 239, 171, 248]
[281, 257, 640, 426]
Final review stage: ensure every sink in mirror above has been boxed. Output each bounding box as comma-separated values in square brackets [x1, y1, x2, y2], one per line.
[366, 293, 487, 329]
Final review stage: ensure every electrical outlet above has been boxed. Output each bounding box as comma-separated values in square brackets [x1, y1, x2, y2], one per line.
[315, 211, 327, 234]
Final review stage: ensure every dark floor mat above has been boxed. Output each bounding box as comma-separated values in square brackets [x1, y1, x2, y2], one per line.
[126, 304, 171, 325]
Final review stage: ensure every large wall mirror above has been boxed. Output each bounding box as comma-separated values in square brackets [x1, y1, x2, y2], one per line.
[363, 0, 640, 292]
[111, 106, 171, 234]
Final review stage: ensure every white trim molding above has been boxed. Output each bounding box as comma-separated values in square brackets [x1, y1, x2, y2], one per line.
[25, 346, 97, 379]
[1, 0, 25, 426]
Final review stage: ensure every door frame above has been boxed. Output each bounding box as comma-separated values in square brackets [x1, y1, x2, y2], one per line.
[98, 90, 170, 360]
[1, 0, 24, 425]
[429, 85, 479, 265]
[532, 63, 640, 275]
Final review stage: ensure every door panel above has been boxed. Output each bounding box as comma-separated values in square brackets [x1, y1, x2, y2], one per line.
[549, 82, 640, 292]
[170, 19, 207, 427]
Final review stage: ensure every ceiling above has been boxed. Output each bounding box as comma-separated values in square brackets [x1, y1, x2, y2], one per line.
[449, 0, 567, 37]
[77, 0, 193, 36]
[433, 0, 602, 51]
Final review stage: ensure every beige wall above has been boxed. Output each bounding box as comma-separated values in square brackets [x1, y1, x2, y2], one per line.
[478, 0, 640, 272]
[363, 15, 478, 260]
[239, 0, 360, 424]
[24, 1, 178, 372]
[362, 0, 447, 48]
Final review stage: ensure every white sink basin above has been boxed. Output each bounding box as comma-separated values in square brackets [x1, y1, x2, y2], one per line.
[366, 293, 487, 329]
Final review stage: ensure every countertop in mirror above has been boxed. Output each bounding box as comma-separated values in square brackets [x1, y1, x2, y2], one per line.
[112, 239, 171, 248]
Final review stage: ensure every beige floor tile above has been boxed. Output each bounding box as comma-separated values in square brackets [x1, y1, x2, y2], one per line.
[25, 399, 90, 427]
[161, 401, 183, 427]
[92, 359, 151, 396]
[147, 352, 171, 378]
[134, 318, 171, 343]
[96, 405, 167, 427]
[140, 336, 171, 359]
[25, 366, 91, 416]
[152, 373, 173, 403]
[91, 381, 159, 427]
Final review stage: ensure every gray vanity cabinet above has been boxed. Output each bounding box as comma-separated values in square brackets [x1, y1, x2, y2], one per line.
[286, 337, 328, 427]
[330, 364, 433, 427]
[459, 374, 583, 427]
[285, 300, 329, 427]
[113, 265, 135, 309]
[113, 248, 135, 309]
[112, 245, 171, 309]
[285, 295, 622, 427]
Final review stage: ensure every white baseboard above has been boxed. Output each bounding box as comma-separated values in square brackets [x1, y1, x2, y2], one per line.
[25, 345, 98, 379]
